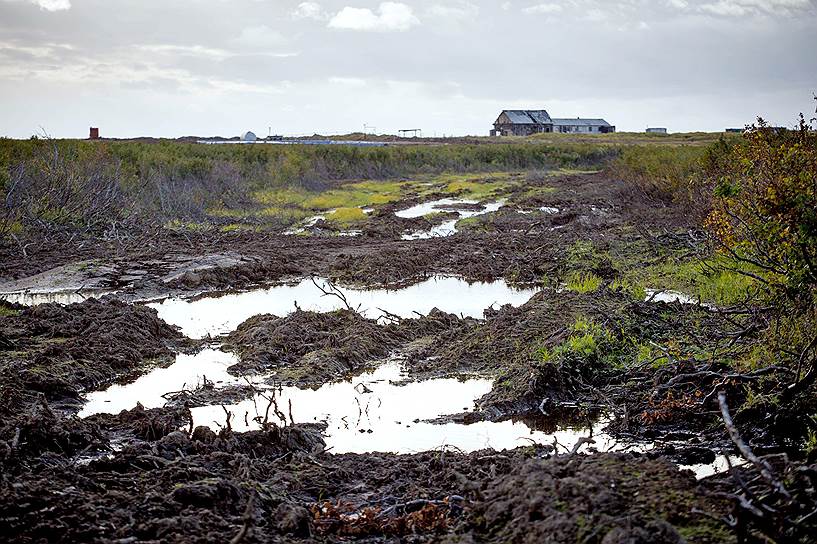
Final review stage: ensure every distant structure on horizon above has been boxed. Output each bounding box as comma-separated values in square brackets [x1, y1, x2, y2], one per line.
[89, 127, 99, 140]
[241, 131, 258, 142]
[646, 127, 668, 134]
[490, 110, 615, 136]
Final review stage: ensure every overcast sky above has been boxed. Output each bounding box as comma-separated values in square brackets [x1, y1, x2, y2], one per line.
[1, 0, 815, 138]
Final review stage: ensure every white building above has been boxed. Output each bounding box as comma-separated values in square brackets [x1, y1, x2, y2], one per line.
[551, 118, 615, 134]
[241, 131, 258, 142]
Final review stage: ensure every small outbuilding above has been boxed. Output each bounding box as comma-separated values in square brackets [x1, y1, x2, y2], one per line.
[241, 131, 258, 142]
[646, 127, 668, 134]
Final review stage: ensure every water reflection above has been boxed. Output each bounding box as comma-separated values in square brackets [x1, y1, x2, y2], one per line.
[149, 275, 538, 339]
[398, 199, 505, 240]
[0, 289, 116, 306]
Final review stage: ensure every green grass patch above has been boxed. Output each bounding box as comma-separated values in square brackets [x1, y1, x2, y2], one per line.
[254, 187, 312, 207]
[257, 206, 312, 222]
[610, 278, 647, 301]
[301, 182, 404, 209]
[565, 271, 603, 294]
[623, 254, 760, 306]
[219, 223, 254, 233]
[164, 220, 211, 232]
[326, 207, 367, 225]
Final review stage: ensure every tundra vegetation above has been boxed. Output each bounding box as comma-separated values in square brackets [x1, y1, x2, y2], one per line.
[1, 105, 816, 543]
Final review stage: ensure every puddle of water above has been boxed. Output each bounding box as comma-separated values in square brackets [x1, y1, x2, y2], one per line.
[283, 213, 328, 235]
[682, 455, 745, 479]
[0, 289, 117, 306]
[77, 351, 745, 471]
[403, 219, 460, 240]
[189, 362, 625, 454]
[395, 198, 480, 219]
[149, 275, 538, 339]
[79, 349, 244, 417]
[400, 199, 506, 240]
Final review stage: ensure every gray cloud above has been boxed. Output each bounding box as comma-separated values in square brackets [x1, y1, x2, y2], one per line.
[0, 0, 815, 137]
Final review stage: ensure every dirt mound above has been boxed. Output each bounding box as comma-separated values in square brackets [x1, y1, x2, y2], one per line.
[0, 397, 107, 472]
[0, 417, 327, 543]
[0, 298, 185, 415]
[223, 308, 461, 385]
[467, 453, 730, 543]
[0, 414, 734, 544]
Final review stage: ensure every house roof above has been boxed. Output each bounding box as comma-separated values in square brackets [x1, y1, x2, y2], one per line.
[551, 118, 612, 127]
[500, 110, 553, 125]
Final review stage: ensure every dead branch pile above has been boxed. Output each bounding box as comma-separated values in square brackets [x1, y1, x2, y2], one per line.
[712, 392, 817, 543]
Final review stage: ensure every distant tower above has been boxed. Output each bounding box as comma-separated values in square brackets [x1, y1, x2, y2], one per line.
[89, 127, 99, 140]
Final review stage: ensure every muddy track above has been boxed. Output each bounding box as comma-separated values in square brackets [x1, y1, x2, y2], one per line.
[0, 173, 689, 297]
[0, 404, 733, 544]
[2, 171, 815, 542]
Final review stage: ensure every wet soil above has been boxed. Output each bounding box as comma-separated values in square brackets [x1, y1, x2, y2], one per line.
[0, 405, 736, 544]
[1, 171, 812, 542]
[0, 172, 686, 297]
[223, 308, 463, 385]
[0, 298, 187, 415]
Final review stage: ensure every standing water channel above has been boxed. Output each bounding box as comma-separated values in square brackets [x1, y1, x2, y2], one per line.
[83, 276, 622, 455]
[7, 273, 731, 475]
[396, 198, 506, 240]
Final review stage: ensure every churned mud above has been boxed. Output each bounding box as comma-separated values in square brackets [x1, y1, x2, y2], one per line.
[0, 298, 186, 414]
[2, 171, 814, 542]
[1, 405, 735, 543]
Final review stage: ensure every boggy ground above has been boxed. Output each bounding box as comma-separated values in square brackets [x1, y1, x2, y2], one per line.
[0, 298, 188, 415]
[0, 171, 687, 296]
[1, 407, 737, 544]
[2, 171, 815, 542]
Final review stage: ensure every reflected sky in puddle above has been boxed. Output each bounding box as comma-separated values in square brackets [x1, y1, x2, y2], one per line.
[79, 349, 243, 417]
[398, 199, 505, 240]
[188, 362, 624, 455]
[0, 289, 117, 306]
[644, 289, 716, 310]
[149, 275, 538, 339]
[645, 289, 698, 304]
[78, 353, 734, 476]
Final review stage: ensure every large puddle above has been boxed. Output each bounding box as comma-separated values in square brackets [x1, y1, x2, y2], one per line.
[79, 349, 243, 417]
[78, 352, 735, 476]
[150, 275, 538, 339]
[80, 353, 627, 456]
[397, 198, 505, 240]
